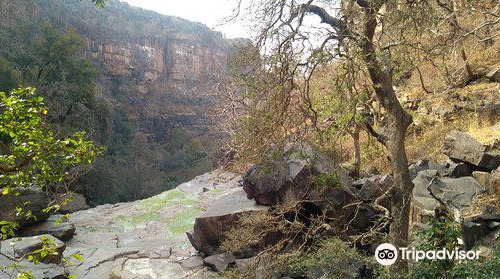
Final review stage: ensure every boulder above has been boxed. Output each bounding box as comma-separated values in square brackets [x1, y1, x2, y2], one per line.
[242, 144, 351, 206]
[0, 188, 50, 228]
[203, 253, 236, 272]
[308, 187, 356, 220]
[442, 130, 500, 171]
[460, 205, 500, 248]
[478, 104, 500, 127]
[486, 67, 500, 82]
[445, 160, 473, 178]
[58, 193, 90, 213]
[353, 175, 394, 198]
[408, 160, 472, 180]
[491, 167, 500, 195]
[472, 171, 492, 192]
[1, 234, 65, 264]
[411, 170, 485, 223]
[20, 214, 76, 241]
[0, 254, 68, 279]
[186, 188, 270, 257]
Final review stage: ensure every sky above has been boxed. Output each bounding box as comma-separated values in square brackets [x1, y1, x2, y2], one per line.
[121, 0, 250, 38]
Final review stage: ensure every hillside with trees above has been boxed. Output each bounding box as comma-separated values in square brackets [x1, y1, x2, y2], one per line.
[3, 1, 500, 279]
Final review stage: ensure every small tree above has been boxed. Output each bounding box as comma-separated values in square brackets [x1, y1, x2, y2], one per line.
[0, 87, 103, 276]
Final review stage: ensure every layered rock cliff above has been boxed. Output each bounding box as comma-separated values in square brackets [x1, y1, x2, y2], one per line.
[0, 0, 232, 202]
[60, 0, 229, 141]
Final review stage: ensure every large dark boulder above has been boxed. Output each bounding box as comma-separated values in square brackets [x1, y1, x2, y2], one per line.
[411, 170, 485, 223]
[186, 188, 270, 257]
[58, 193, 90, 213]
[352, 175, 394, 201]
[242, 144, 352, 206]
[20, 215, 76, 241]
[409, 159, 472, 180]
[0, 188, 50, 227]
[442, 130, 500, 171]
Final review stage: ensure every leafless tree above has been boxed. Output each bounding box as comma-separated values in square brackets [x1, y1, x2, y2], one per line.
[226, 0, 500, 275]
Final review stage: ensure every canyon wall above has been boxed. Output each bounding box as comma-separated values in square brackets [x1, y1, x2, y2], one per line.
[0, 0, 232, 202]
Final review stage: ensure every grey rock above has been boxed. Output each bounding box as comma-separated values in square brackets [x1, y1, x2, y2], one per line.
[1, 234, 65, 264]
[20, 214, 76, 241]
[58, 193, 90, 213]
[181, 256, 204, 269]
[308, 186, 356, 220]
[444, 160, 473, 177]
[149, 246, 172, 259]
[409, 160, 449, 179]
[242, 144, 351, 206]
[352, 174, 393, 208]
[204, 253, 236, 272]
[473, 171, 492, 192]
[0, 254, 68, 279]
[187, 188, 269, 256]
[412, 170, 485, 214]
[442, 130, 500, 170]
[0, 188, 50, 228]
[349, 205, 376, 232]
[409, 160, 472, 179]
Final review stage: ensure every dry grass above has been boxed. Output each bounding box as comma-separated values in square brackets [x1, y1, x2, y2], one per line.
[468, 123, 500, 145]
[464, 193, 500, 217]
[406, 112, 474, 163]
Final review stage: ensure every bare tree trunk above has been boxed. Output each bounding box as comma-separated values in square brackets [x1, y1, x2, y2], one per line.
[359, 5, 414, 276]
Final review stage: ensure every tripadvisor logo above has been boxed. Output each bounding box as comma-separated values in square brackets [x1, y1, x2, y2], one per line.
[375, 243, 481, 266]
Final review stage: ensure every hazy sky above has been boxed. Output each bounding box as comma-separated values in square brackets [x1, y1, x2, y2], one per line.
[121, 0, 250, 38]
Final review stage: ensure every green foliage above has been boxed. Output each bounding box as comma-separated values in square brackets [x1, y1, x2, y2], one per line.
[0, 87, 102, 277]
[90, 0, 106, 7]
[0, 87, 104, 196]
[410, 212, 461, 279]
[314, 171, 341, 189]
[273, 237, 371, 279]
[409, 212, 500, 279]
[0, 87, 103, 233]
[227, 237, 374, 279]
[83, 127, 211, 204]
[0, 22, 107, 139]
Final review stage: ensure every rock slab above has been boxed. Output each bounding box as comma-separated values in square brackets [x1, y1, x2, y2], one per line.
[187, 188, 269, 256]
[442, 130, 500, 170]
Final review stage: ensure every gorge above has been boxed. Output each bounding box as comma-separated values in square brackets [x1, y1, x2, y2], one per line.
[0, 0, 233, 203]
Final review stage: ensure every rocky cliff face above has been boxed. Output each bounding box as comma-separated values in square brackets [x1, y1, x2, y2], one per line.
[2, 0, 230, 139]
[0, 0, 232, 201]
[76, 0, 229, 141]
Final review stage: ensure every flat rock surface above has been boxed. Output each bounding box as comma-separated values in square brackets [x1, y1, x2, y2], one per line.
[58, 171, 240, 279]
